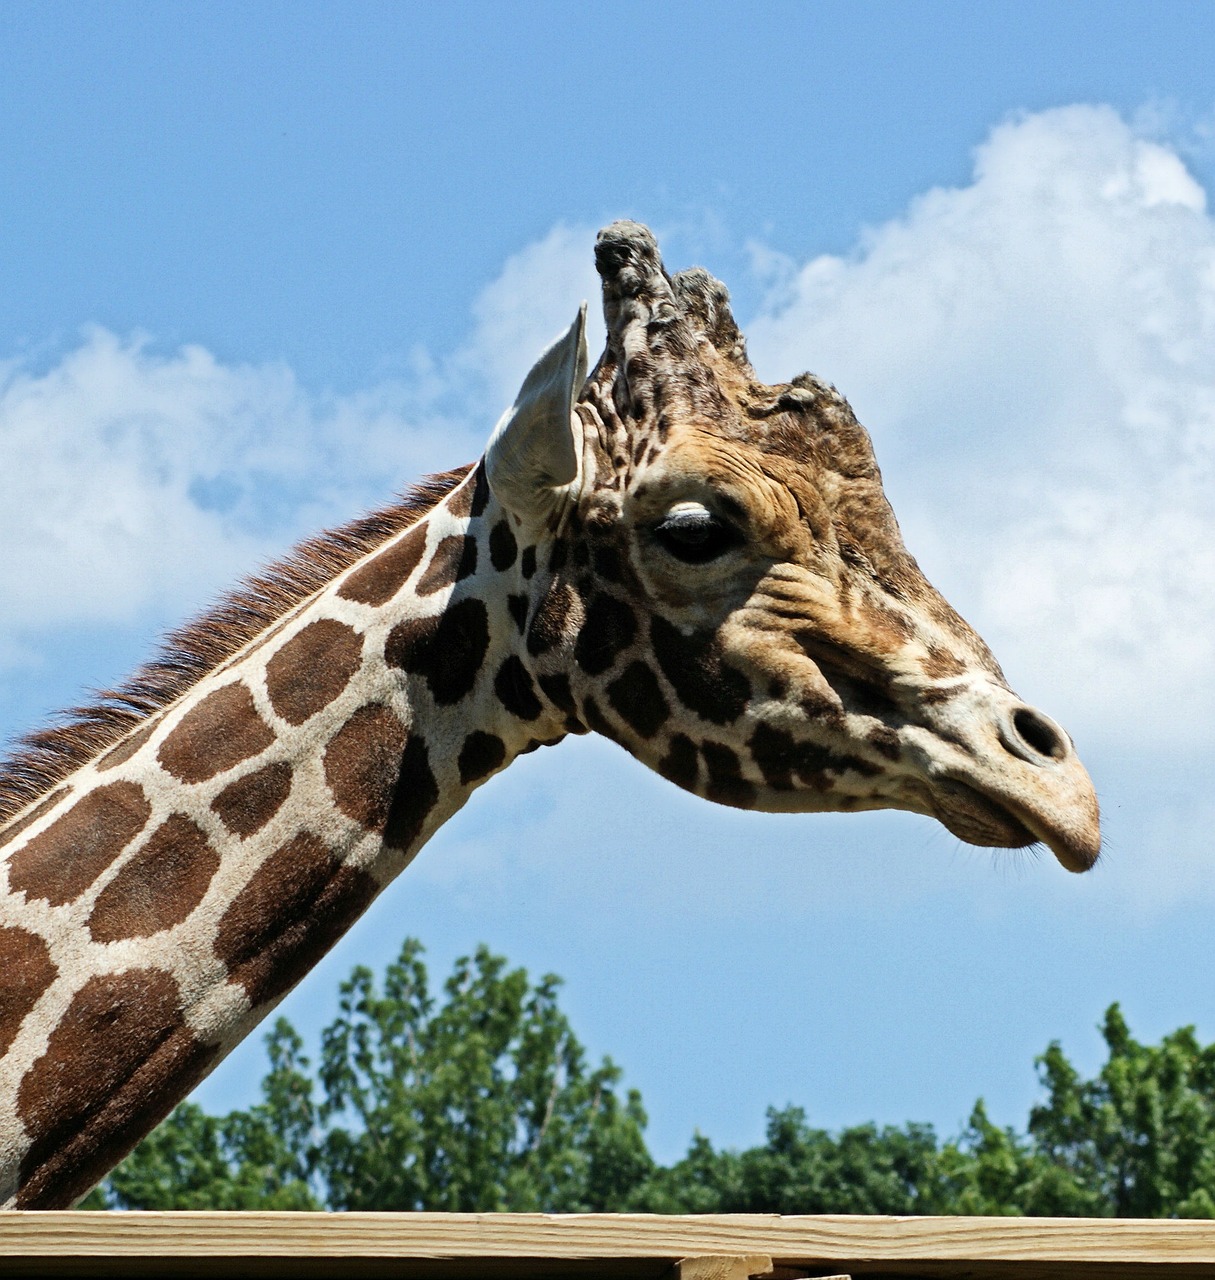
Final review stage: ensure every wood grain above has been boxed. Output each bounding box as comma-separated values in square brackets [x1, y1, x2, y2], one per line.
[670, 1254, 774, 1280]
[0, 1213, 1213, 1278]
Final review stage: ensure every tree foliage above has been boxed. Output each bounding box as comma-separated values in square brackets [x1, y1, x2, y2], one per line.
[93, 940, 650, 1212]
[86, 943, 1215, 1219]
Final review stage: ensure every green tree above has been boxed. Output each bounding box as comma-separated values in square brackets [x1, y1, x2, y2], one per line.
[94, 940, 651, 1212]
[1024, 1004, 1215, 1217]
[102, 1020, 320, 1210]
[93, 960, 1215, 1221]
[632, 1109, 943, 1214]
[317, 939, 651, 1210]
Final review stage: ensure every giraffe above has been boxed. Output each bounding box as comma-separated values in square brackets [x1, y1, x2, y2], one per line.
[0, 222, 1099, 1209]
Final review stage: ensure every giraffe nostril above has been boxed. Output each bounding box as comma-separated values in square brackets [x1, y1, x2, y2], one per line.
[1007, 706, 1070, 763]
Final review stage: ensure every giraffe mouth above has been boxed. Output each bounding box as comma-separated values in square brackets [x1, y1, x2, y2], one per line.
[930, 779, 1038, 851]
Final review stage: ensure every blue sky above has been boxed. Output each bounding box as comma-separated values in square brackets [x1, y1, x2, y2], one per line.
[2, 2, 1215, 1164]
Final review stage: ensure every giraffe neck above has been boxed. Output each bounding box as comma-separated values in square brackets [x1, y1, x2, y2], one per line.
[0, 463, 563, 1208]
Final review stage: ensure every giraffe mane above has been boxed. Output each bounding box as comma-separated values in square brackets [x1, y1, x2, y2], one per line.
[0, 464, 474, 827]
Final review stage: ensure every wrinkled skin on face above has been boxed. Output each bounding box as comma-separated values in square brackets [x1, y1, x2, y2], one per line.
[517, 223, 1099, 873]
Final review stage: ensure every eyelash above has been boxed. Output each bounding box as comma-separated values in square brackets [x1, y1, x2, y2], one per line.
[653, 510, 742, 564]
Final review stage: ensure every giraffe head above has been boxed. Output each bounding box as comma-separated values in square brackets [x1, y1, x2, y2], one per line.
[486, 221, 1099, 872]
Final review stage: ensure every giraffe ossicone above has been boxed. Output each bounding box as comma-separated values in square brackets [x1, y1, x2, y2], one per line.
[0, 221, 1099, 1208]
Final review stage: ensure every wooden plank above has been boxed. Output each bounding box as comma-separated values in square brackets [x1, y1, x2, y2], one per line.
[669, 1255, 774, 1280]
[0, 1213, 1213, 1278]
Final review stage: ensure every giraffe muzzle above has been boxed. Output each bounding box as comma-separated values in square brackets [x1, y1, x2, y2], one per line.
[926, 695, 1101, 874]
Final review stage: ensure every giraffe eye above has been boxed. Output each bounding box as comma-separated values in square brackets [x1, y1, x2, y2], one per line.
[653, 506, 741, 564]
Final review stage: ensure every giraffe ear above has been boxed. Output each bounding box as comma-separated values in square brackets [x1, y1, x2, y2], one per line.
[485, 305, 588, 521]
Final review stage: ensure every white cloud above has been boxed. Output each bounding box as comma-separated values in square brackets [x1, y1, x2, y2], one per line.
[0, 225, 603, 658]
[744, 104, 1215, 751]
[461, 223, 606, 416]
[3, 120, 1212, 921]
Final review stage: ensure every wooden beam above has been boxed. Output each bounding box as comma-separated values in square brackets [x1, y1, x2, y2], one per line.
[667, 1254, 773, 1280]
[0, 1213, 1213, 1278]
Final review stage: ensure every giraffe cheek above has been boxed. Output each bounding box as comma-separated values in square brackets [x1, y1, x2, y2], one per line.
[701, 741, 758, 808]
[657, 733, 699, 791]
[573, 595, 637, 675]
[650, 615, 750, 725]
[605, 662, 670, 739]
[526, 581, 578, 657]
[493, 656, 543, 722]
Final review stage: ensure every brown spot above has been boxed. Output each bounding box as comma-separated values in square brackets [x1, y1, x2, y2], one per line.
[157, 683, 275, 785]
[15, 968, 218, 1210]
[337, 524, 427, 606]
[323, 703, 406, 831]
[749, 723, 827, 790]
[857, 594, 915, 648]
[96, 720, 158, 772]
[799, 685, 845, 726]
[458, 732, 506, 786]
[489, 520, 518, 571]
[607, 662, 670, 738]
[87, 815, 221, 943]
[211, 762, 292, 838]
[748, 723, 876, 790]
[447, 470, 475, 518]
[593, 544, 624, 582]
[384, 735, 440, 851]
[385, 598, 489, 705]
[468, 462, 490, 518]
[265, 618, 363, 726]
[574, 594, 637, 676]
[8, 782, 152, 906]
[417, 534, 477, 596]
[0, 927, 57, 1057]
[921, 644, 968, 680]
[214, 832, 377, 1008]
[0, 786, 68, 851]
[537, 672, 576, 716]
[651, 615, 749, 725]
[494, 656, 542, 722]
[527, 582, 577, 656]
[507, 593, 529, 634]
[701, 742, 757, 808]
[581, 695, 620, 744]
[869, 724, 902, 760]
[920, 683, 960, 706]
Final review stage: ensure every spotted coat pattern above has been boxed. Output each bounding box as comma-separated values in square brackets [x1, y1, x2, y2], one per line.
[0, 222, 1099, 1209]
